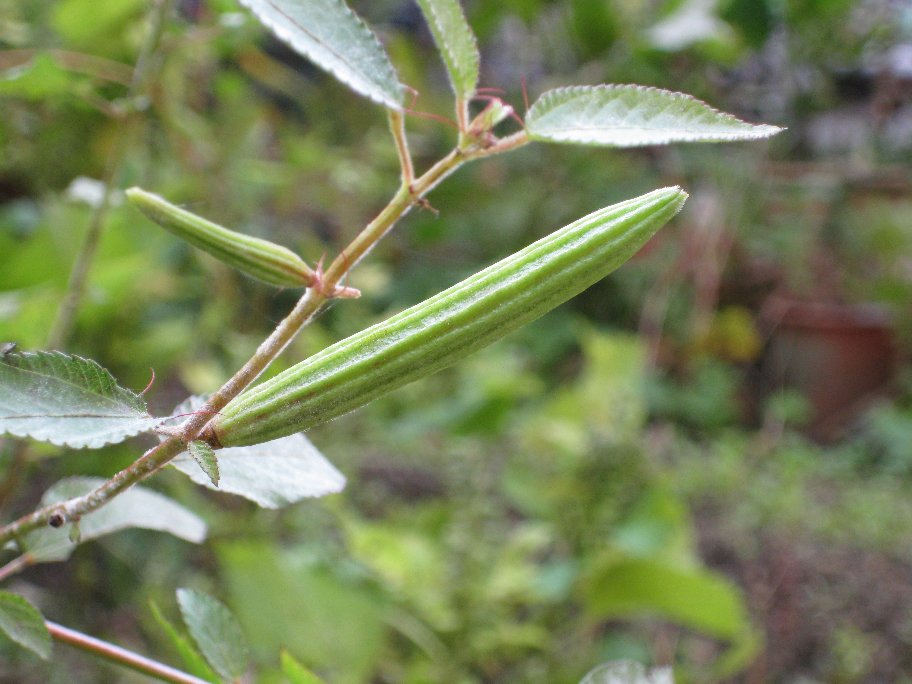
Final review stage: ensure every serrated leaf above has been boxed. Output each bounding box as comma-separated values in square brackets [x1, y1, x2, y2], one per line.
[188, 441, 220, 487]
[0, 351, 161, 448]
[21, 477, 207, 562]
[177, 588, 249, 682]
[149, 600, 220, 683]
[0, 592, 52, 660]
[172, 433, 345, 508]
[238, 0, 405, 109]
[281, 649, 326, 684]
[415, 0, 479, 99]
[579, 660, 673, 684]
[526, 85, 783, 147]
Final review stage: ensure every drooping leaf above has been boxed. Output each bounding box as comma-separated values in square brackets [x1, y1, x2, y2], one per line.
[176, 588, 249, 683]
[172, 433, 345, 508]
[415, 0, 479, 99]
[526, 85, 783, 147]
[579, 660, 673, 684]
[581, 556, 750, 640]
[0, 351, 161, 448]
[281, 650, 326, 684]
[0, 592, 52, 660]
[21, 477, 207, 562]
[188, 441, 220, 487]
[238, 0, 405, 109]
[148, 600, 220, 684]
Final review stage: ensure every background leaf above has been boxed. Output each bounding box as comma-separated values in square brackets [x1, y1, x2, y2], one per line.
[217, 542, 387, 680]
[581, 556, 750, 640]
[0, 54, 79, 100]
[0, 592, 51, 660]
[21, 477, 207, 562]
[176, 588, 249, 683]
[281, 650, 326, 684]
[149, 600, 219, 683]
[579, 660, 673, 684]
[172, 433, 346, 508]
[526, 85, 782, 147]
[415, 0, 479, 100]
[238, 0, 405, 109]
[0, 351, 160, 448]
[188, 440, 220, 487]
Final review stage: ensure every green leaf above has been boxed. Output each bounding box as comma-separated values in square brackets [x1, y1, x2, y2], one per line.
[0, 351, 161, 448]
[415, 0, 479, 99]
[0, 592, 52, 660]
[0, 54, 77, 100]
[217, 542, 387, 680]
[172, 433, 345, 508]
[581, 557, 749, 639]
[148, 600, 220, 683]
[188, 441, 220, 487]
[22, 477, 207, 562]
[281, 650, 326, 684]
[579, 660, 673, 684]
[52, 0, 145, 49]
[526, 85, 783, 147]
[176, 588, 249, 683]
[238, 0, 405, 109]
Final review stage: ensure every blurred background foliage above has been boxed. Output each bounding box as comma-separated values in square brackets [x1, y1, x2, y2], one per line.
[2, 0, 912, 681]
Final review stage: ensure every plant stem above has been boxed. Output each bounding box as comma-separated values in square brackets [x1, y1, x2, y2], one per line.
[0, 126, 530, 549]
[47, 0, 173, 349]
[47, 621, 210, 684]
[0, 554, 32, 583]
[389, 109, 414, 186]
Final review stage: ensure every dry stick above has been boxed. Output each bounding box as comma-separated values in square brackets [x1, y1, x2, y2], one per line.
[46, 0, 173, 350]
[0, 127, 529, 551]
[47, 621, 210, 684]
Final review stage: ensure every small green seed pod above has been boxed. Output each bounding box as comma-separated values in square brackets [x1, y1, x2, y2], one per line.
[126, 188, 315, 288]
[211, 187, 687, 447]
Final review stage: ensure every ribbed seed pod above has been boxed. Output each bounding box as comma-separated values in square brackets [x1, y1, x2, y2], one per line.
[212, 187, 687, 447]
[126, 188, 315, 288]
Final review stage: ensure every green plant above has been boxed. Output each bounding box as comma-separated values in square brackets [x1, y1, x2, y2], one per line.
[0, 0, 780, 680]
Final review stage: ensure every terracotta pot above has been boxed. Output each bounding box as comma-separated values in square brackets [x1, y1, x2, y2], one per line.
[760, 297, 896, 441]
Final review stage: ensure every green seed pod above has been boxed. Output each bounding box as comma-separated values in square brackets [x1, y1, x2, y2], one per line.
[126, 188, 315, 288]
[211, 187, 687, 447]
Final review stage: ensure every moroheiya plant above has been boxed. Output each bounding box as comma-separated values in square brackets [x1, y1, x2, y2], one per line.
[0, 0, 781, 680]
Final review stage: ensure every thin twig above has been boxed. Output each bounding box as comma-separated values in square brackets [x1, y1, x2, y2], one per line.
[47, 621, 210, 684]
[389, 109, 414, 187]
[47, 0, 174, 349]
[455, 95, 470, 135]
[0, 554, 33, 583]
